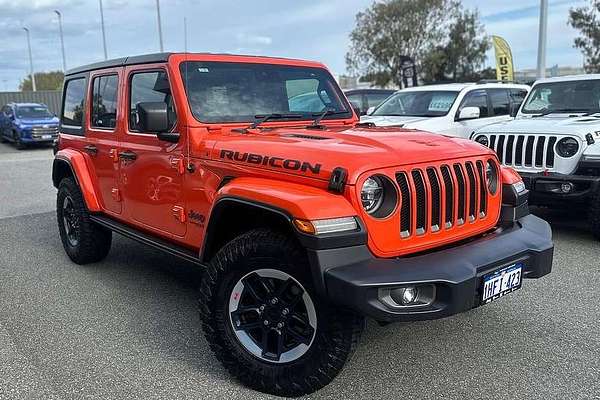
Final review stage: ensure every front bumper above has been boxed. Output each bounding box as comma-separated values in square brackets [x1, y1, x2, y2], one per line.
[311, 214, 553, 322]
[521, 171, 600, 204]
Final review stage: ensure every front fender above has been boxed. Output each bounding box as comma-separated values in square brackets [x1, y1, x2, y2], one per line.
[214, 177, 357, 220]
[53, 149, 102, 212]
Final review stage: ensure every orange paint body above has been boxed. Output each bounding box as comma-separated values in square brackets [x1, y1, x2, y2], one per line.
[55, 53, 520, 258]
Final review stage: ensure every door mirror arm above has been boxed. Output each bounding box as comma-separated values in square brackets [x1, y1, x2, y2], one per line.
[157, 131, 180, 143]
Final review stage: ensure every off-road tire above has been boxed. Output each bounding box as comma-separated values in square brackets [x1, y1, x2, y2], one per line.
[199, 229, 364, 397]
[590, 189, 600, 240]
[14, 132, 26, 150]
[57, 177, 112, 264]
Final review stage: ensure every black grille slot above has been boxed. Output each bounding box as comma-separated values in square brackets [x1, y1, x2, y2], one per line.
[411, 170, 427, 235]
[440, 165, 454, 227]
[426, 168, 441, 231]
[535, 136, 546, 167]
[476, 161, 487, 216]
[515, 135, 524, 166]
[453, 164, 466, 224]
[465, 162, 477, 221]
[496, 136, 506, 163]
[546, 136, 557, 168]
[505, 135, 515, 164]
[396, 172, 411, 237]
[525, 136, 535, 166]
[489, 135, 497, 150]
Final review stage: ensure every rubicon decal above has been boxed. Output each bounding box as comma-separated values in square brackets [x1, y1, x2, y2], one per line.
[219, 149, 322, 174]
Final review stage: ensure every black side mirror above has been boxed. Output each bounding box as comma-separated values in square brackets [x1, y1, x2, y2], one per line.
[510, 103, 520, 117]
[136, 102, 179, 143]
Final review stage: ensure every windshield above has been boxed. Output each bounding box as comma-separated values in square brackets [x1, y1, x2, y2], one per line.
[179, 61, 351, 123]
[372, 90, 459, 117]
[521, 80, 600, 114]
[16, 105, 53, 119]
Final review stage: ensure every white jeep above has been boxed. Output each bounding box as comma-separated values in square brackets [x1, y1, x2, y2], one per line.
[473, 75, 600, 239]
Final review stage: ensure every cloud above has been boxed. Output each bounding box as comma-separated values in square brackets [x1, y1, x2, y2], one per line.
[236, 33, 272, 46]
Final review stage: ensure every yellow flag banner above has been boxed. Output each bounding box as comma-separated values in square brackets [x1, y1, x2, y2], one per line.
[492, 35, 514, 81]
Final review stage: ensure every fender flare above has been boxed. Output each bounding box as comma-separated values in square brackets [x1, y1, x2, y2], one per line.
[52, 149, 102, 212]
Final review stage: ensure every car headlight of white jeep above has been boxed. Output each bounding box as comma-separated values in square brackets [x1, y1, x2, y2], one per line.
[474, 135, 489, 147]
[556, 137, 579, 158]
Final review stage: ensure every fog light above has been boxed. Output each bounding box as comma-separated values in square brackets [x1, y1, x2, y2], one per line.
[561, 182, 573, 193]
[378, 284, 436, 309]
[390, 287, 419, 305]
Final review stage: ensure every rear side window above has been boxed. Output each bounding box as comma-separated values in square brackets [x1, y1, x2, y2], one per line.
[62, 78, 86, 128]
[488, 89, 510, 116]
[129, 70, 176, 132]
[91, 74, 119, 129]
[460, 89, 489, 118]
[365, 93, 392, 109]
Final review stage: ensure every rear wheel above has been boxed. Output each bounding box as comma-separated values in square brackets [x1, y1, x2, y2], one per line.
[199, 229, 364, 397]
[57, 177, 112, 264]
[590, 190, 600, 240]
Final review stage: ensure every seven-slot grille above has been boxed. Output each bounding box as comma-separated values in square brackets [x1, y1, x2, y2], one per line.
[395, 161, 489, 238]
[481, 133, 557, 170]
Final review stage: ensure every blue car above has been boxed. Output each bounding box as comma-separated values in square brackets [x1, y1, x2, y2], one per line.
[0, 103, 59, 149]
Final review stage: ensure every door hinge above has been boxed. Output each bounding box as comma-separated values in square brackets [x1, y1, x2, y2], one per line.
[170, 157, 185, 175]
[172, 205, 186, 223]
[109, 148, 119, 163]
[111, 188, 121, 201]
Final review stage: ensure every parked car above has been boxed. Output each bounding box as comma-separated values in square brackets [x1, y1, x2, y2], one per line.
[344, 88, 396, 115]
[360, 82, 530, 138]
[0, 102, 59, 149]
[52, 53, 553, 397]
[473, 74, 600, 239]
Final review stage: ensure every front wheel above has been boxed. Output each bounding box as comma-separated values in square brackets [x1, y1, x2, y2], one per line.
[14, 132, 26, 150]
[199, 229, 364, 397]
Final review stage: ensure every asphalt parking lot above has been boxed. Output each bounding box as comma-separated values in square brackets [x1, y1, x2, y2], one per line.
[0, 141, 599, 400]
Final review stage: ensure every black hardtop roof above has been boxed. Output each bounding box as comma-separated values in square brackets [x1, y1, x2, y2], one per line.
[66, 52, 172, 76]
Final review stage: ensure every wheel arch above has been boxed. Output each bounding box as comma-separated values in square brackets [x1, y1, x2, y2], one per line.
[53, 150, 102, 212]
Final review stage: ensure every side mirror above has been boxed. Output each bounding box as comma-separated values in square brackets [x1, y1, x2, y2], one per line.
[350, 101, 362, 117]
[136, 102, 179, 143]
[510, 103, 520, 118]
[457, 106, 480, 121]
[366, 106, 376, 115]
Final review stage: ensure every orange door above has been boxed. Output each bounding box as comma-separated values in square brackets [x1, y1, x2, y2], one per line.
[119, 65, 187, 237]
[86, 69, 122, 215]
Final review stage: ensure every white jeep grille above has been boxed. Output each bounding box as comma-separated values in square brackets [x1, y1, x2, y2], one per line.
[477, 133, 558, 171]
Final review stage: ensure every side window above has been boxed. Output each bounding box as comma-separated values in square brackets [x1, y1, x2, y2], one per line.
[365, 93, 392, 109]
[510, 89, 528, 111]
[91, 74, 119, 129]
[459, 90, 489, 118]
[129, 70, 176, 132]
[62, 78, 86, 128]
[488, 89, 510, 116]
[346, 93, 362, 108]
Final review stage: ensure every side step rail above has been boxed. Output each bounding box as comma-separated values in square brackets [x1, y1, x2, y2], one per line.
[89, 214, 205, 267]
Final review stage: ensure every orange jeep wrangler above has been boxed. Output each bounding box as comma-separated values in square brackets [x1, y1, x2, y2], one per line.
[53, 53, 553, 397]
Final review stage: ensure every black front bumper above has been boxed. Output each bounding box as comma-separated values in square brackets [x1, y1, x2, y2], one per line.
[310, 214, 553, 323]
[521, 171, 600, 204]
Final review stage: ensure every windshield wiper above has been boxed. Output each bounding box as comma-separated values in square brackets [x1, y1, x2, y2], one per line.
[307, 109, 348, 129]
[234, 113, 304, 133]
[533, 108, 591, 117]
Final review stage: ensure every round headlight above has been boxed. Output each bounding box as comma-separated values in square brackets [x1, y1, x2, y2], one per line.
[361, 176, 384, 214]
[556, 137, 579, 158]
[475, 135, 489, 147]
[486, 160, 499, 195]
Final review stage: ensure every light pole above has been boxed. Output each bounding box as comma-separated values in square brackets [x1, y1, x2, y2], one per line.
[536, 0, 548, 79]
[54, 10, 67, 72]
[183, 17, 187, 52]
[23, 27, 36, 92]
[99, 0, 108, 60]
[156, 0, 164, 52]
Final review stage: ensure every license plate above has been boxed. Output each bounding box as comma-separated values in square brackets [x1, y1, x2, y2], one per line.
[482, 263, 523, 304]
[42, 135, 51, 139]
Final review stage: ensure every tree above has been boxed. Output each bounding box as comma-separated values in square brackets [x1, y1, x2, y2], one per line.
[346, 0, 460, 87]
[569, 1, 600, 73]
[346, 0, 491, 86]
[20, 71, 64, 91]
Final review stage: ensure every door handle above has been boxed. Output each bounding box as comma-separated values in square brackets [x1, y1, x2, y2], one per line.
[119, 150, 137, 161]
[83, 144, 98, 155]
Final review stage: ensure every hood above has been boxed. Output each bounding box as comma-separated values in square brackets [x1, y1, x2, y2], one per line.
[209, 125, 494, 184]
[360, 115, 431, 127]
[17, 117, 59, 125]
[477, 114, 600, 137]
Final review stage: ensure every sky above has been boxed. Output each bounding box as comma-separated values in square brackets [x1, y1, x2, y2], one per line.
[0, 0, 587, 91]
